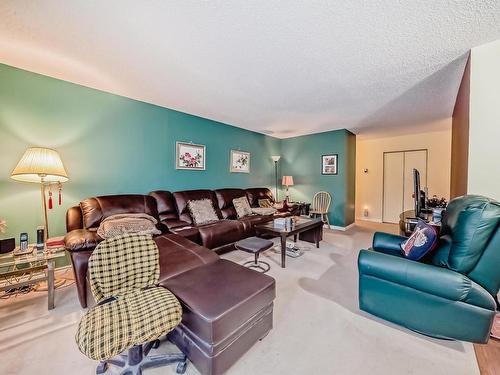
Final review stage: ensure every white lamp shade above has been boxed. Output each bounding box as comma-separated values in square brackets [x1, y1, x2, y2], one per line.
[282, 175, 294, 186]
[271, 155, 281, 162]
[11, 147, 69, 183]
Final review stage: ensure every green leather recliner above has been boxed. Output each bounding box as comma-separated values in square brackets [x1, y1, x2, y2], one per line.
[358, 195, 500, 343]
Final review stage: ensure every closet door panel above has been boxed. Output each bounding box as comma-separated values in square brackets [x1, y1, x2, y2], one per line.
[383, 152, 404, 223]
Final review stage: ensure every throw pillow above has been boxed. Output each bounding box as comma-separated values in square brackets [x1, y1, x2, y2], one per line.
[400, 220, 439, 261]
[258, 199, 273, 208]
[188, 199, 219, 225]
[233, 196, 253, 218]
[97, 213, 161, 239]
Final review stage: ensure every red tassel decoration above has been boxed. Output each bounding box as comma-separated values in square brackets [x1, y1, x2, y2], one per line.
[48, 190, 53, 209]
[58, 182, 62, 205]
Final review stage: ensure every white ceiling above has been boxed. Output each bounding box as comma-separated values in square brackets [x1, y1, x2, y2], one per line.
[1, 1, 500, 138]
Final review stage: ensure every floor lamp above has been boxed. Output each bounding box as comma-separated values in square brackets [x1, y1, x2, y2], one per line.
[271, 155, 281, 200]
[11, 147, 69, 243]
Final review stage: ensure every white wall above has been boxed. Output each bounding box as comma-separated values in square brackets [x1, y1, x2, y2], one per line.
[356, 121, 452, 222]
[469, 40, 500, 200]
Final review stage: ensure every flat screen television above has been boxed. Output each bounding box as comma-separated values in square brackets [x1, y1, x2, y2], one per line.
[413, 168, 426, 218]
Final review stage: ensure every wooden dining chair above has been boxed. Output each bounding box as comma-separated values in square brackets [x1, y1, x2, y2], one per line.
[310, 191, 332, 227]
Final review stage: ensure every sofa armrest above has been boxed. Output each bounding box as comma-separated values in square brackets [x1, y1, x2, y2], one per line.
[372, 232, 407, 256]
[358, 249, 496, 310]
[64, 229, 102, 252]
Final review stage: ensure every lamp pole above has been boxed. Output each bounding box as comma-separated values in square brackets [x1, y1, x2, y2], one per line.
[274, 161, 278, 200]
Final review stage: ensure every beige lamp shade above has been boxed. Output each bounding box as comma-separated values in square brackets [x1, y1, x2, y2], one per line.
[271, 155, 281, 162]
[282, 175, 294, 186]
[11, 147, 69, 183]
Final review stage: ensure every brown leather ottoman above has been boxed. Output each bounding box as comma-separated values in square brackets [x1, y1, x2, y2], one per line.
[160, 259, 276, 375]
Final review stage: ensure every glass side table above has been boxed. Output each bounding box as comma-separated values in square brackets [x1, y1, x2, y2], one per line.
[0, 248, 67, 310]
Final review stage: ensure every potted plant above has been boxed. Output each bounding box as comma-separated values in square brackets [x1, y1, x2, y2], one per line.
[0, 219, 6, 235]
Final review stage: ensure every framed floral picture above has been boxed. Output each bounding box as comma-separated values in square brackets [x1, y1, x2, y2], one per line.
[321, 154, 338, 175]
[176, 142, 206, 170]
[230, 150, 250, 173]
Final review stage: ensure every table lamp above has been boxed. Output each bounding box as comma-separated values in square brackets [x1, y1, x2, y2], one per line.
[282, 175, 294, 202]
[11, 147, 69, 242]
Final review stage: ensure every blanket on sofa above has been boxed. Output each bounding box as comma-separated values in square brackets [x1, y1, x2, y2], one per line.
[97, 213, 161, 239]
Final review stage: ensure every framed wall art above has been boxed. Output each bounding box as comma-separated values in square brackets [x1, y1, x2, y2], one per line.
[176, 142, 206, 170]
[230, 150, 250, 173]
[321, 154, 338, 175]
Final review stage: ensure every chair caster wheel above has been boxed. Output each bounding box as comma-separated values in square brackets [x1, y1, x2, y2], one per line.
[152, 339, 160, 349]
[176, 361, 187, 374]
[96, 361, 108, 374]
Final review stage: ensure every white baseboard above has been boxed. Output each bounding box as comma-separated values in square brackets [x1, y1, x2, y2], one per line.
[355, 217, 382, 223]
[327, 223, 355, 231]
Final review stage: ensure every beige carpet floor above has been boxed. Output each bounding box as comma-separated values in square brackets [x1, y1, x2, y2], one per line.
[0, 224, 479, 375]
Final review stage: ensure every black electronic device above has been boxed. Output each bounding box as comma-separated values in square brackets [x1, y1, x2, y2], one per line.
[0, 238, 15, 254]
[20, 232, 29, 252]
[412, 169, 427, 219]
[36, 226, 44, 251]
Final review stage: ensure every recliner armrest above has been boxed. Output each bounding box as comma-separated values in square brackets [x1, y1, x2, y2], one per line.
[358, 249, 496, 310]
[64, 229, 102, 252]
[372, 232, 407, 256]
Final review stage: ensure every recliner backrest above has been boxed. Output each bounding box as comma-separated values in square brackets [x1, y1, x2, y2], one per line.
[149, 190, 179, 222]
[434, 195, 500, 278]
[467, 223, 500, 297]
[214, 188, 247, 219]
[172, 189, 222, 224]
[245, 188, 275, 207]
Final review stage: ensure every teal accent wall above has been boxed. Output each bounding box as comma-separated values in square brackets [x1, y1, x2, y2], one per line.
[0, 63, 355, 241]
[281, 129, 356, 227]
[0, 63, 280, 240]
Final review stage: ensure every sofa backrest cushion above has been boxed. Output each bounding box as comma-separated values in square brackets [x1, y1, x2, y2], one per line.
[441, 195, 500, 274]
[172, 190, 222, 224]
[149, 191, 179, 221]
[245, 188, 275, 207]
[214, 188, 247, 219]
[80, 195, 159, 229]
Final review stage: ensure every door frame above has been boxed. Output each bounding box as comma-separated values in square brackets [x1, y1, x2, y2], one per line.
[382, 149, 428, 223]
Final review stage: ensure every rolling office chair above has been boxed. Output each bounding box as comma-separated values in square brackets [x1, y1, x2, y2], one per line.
[76, 234, 187, 374]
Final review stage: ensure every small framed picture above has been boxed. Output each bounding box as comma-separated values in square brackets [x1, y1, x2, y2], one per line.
[322, 154, 338, 175]
[230, 150, 250, 173]
[176, 142, 206, 170]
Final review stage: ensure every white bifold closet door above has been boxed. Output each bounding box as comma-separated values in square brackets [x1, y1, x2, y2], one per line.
[382, 150, 427, 223]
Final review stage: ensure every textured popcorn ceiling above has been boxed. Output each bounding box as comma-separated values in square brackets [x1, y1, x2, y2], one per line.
[1, 1, 500, 138]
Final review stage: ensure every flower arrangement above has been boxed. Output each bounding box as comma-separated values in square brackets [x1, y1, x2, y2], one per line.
[427, 195, 447, 208]
[179, 151, 202, 168]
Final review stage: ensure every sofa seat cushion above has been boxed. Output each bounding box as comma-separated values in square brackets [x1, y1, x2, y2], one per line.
[197, 220, 245, 249]
[156, 234, 219, 282]
[163, 219, 192, 229]
[160, 259, 275, 346]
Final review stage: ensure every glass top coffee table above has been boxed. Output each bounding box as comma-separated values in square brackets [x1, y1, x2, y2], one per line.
[0, 248, 67, 310]
[255, 217, 323, 268]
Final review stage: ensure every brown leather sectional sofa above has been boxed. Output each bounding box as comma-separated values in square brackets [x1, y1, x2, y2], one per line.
[65, 187, 295, 307]
[64, 187, 293, 375]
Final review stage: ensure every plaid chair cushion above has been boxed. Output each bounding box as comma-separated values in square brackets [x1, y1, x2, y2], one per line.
[76, 287, 182, 360]
[89, 234, 160, 303]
